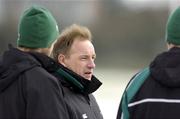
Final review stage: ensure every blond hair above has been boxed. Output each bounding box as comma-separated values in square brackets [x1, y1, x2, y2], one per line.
[52, 24, 92, 61]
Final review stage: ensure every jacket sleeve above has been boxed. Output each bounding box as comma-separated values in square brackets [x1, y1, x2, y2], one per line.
[24, 67, 69, 119]
[116, 90, 129, 119]
[116, 100, 123, 119]
[116, 74, 136, 119]
[116, 68, 150, 119]
[116, 74, 138, 119]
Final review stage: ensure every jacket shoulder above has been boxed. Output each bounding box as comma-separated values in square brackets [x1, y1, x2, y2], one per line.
[117, 67, 150, 119]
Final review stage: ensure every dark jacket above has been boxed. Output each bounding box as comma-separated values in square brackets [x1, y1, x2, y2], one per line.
[0, 46, 69, 119]
[117, 47, 180, 119]
[55, 66, 103, 119]
[30, 52, 104, 119]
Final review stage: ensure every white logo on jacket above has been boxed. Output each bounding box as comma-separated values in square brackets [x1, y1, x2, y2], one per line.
[82, 113, 88, 119]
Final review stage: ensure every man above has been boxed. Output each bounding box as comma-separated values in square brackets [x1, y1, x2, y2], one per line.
[0, 5, 69, 119]
[52, 24, 103, 119]
[117, 7, 180, 119]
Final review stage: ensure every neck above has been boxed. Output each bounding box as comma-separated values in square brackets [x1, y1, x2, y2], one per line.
[17, 47, 51, 56]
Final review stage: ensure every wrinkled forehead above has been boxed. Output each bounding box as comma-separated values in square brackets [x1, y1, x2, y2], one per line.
[69, 39, 95, 56]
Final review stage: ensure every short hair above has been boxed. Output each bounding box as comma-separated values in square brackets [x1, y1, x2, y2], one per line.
[52, 24, 92, 61]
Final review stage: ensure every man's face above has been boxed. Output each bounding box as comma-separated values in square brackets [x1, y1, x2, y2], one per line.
[59, 38, 96, 80]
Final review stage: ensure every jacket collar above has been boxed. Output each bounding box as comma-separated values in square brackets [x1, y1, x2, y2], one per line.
[28, 52, 102, 94]
[56, 64, 102, 94]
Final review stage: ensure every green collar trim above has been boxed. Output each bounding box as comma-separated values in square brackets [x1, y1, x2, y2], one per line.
[56, 68, 84, 91]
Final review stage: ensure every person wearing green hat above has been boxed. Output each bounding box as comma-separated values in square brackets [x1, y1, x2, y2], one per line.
[0, 5, 69, 119]
[117, 7, 180, 119]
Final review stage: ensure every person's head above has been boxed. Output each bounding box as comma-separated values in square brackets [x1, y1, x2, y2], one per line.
[166, 7, 180, 50]
[53, 24, 96, 80]
[17, 5, 59, 56]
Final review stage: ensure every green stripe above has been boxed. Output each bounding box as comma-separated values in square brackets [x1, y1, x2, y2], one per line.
[121, 67, 150, 119]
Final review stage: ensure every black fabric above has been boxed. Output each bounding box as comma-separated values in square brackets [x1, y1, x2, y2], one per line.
[56, 64, 102, 94]
[151, 47, 180, 87]
[0, 46, 69, 119]
[54, 72, 103, 119]
[30, 52, 103, 119]
[124, 47, 180, 119]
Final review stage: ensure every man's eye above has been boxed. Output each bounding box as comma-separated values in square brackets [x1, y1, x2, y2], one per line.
[81, 57, 87, 60]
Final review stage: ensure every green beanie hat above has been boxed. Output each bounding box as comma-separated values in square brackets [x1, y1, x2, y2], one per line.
[17, 5, 59, 48]
[166, 7, 180, 45]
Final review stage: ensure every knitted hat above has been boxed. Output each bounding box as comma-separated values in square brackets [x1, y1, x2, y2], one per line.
[17, 5, 59, 48]
[166, 7, 180, 45]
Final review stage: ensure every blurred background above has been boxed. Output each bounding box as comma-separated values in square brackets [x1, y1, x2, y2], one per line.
[0, 0, 179, 118]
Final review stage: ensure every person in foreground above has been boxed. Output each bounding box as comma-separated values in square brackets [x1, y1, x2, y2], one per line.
[117, 7, 180, 119]
[0, 5, 69, 119]
[52, 24, 103, 119]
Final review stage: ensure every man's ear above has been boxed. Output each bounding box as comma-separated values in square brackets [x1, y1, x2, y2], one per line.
[167, 43, 176, 50]
[58, 54, 66, 66]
